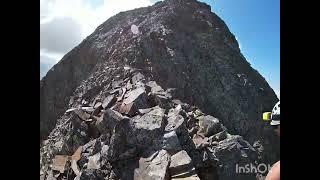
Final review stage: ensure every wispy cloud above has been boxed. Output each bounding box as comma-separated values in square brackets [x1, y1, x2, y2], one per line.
[40, 0, 153, 78]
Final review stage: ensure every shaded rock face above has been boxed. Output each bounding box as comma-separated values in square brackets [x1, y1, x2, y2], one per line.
[40, 0, 279, 179]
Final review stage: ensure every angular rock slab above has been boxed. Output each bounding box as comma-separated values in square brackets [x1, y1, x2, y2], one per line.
[102, 94, 116, 109]
[192, 134, 209, 150]
[123, 87, 147, 105]
[162, 131, 182, 153]
[131, 72, 145, 85]
[134, 150, 170, 180]
[169, 150, 199, 179]
[87, 153, 101, 170]
[146, 81, 164, 94]
[165, 113, 185, 134]
[210, 135, 258, 180]
[79, 169, 104, 180]
[96, 109, 124, 134]
[127, 106, 165, 147]
[138, 106, 160, 115]
[197, 115, 223, 137]
[118, 102, 137, 116]
[51, 155, 69, 173]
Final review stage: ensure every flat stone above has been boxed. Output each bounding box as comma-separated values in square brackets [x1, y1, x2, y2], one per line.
[79, 169, 104, 180]
[126, 80, 133, 90]
[146, 81, 164, 94]
[134, 150, 170, 180]
[170, 150, 197, 178]
[127, 107, 165, 147]
[82, 139, 100, 156]
[96, 109, 124, 134]
[71, 146, 82, 162]
[117, 88, 127, 101]
[44, 170, 56, 180]
[81, 107, 95, 113]
[123, 87, 147, 105]
[132, 107, 165, 131]
[94, 102, 102, 109]
[138, 106, 160, 114]
[111, 80, 122, 89]
[82, 139, 97, 153]
[109, 88, 120, 95]
[40, 174, 45, 180]
[101, 145, 109, 155]
[131, 72, 145, 85]
[87, 153, 101, 170]
[168, 104, 182, 117]
[71, 160, 80, 176]
[208, 130, 228, 142]
[135, 81, 146, 88]
[154, 94, 170, 106]
[211, 135, 258, 179]
[211, 141, 219, 146]
[66, 108, 77, 113]
[118, 102, 137, 116]
[192, 134, 209, 149]
[165, 110, 185, 134]
[163, 131, 181, 153]
[102, 94, 116, 108]
[198, 115, 222, 137]
[104, 109, 124, 129]
[170, 150, 192, 169]
[73, 109, 90, 121]
[52, 155, 69, 173]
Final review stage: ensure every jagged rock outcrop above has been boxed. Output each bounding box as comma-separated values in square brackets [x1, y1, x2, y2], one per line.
[40, 72, 261, 180]
[40, 0, 279, 179]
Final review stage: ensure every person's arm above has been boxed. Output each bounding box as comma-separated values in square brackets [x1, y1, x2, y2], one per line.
[265, 161, 280, 180]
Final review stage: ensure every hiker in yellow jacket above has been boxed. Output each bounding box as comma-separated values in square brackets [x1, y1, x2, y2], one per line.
[263, 101, 280, 180]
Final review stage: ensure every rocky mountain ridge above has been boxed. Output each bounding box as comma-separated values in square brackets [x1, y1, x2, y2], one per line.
[40, 0, 279, 179]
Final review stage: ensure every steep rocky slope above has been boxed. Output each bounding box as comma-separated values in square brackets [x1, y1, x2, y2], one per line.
[40, 0, 279, 179]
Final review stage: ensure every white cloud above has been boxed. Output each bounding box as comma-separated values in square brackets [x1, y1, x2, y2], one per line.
[40, 50, 63, 79]
[40, 0, 153, 78]
[40, 17, 83, 53]
[40, 49, 63, 64]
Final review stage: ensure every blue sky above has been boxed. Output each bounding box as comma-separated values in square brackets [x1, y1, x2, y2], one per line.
[198, 0, 280, 96]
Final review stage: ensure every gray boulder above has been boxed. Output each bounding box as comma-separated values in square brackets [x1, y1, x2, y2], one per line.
[197, 115, 223, 137]
[209, 135, 258, 180]
[169, 150, 200, 179]
[127, 106, 166, 148]
[134, 150, 170, 180]
[162, 131, 182, 154]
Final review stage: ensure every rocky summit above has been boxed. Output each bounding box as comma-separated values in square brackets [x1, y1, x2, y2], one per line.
[40, 0, 279, 179]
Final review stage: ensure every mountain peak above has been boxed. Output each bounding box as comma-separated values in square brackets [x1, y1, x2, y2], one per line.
[40, 0, 279, 179]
